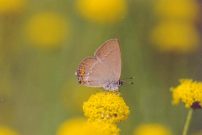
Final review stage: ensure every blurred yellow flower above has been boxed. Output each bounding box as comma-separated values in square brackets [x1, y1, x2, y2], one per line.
[57, 118, 86, 135]
[0, 126, 18, 135]
[84, 121, 120, 135]
[76, 0, 127, 24]
[25, 12, 69, 49]
[171, 79, 202, 109]
[83, 91, 130, 123]
[0, 0, 25, 15]
[133, 124, 172, 135]
[150, 21, 199, 53]
[57, 118, 119, 135]
[154, 0, 199, 21]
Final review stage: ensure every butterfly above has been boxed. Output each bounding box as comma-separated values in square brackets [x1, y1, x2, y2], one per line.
[75, 39, 122, 91]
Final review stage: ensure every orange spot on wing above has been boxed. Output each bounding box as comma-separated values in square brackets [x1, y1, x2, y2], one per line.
[77, 65, 86, 84]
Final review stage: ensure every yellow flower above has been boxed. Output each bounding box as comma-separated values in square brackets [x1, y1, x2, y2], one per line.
[83, 121, 119, 135]
[150, 21, 199, 53]
[83, 91, 130, 123]
[0, 0, 25, 15]
[25, 12, 69, 49]
[0, 126, 18, 135]
[171, 79, 202, 109]
[154, 0, 199, 21]
[57, 118, 86, 135]
[76, 0, 127, 24]
[57, 118, 119, 135]
[133, 124, 172, 135]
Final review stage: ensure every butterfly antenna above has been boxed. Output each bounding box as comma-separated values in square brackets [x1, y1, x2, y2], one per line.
[121, 80, 134, 85]
[123, 76, 134, 80]
[122, 76, 135, 81]
[130, 81, 134, 85]
[127, 76, 135, 80]
[120, 76, 134, 86]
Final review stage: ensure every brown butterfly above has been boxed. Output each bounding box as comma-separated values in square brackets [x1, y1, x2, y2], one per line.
[75, 39, 122, 91]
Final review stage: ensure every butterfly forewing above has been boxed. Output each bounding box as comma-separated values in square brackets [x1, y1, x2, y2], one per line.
[76, 39, 121, 89]
[95, 39, 121, 81]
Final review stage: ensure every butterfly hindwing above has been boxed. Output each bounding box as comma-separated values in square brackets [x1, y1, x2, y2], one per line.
[95, 39, 121, 81]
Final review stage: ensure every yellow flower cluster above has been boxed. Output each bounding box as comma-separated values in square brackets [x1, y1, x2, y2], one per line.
[0, 126, 18, 135]
[151, 0, 199, 53]
[0, 0, 25, 15]
[59, 84, 129, 134]
[83, 91, 130, 123]
[76, 0, 127, 24]
[57, 118, 120, 135]
[25, 12, 69, 49]
[171, 79, 202, 109]
[133, 124, 172, 135]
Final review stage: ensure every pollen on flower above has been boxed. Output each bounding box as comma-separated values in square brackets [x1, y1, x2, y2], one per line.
[83, 91, 130, 123]
[171, 79, 202, 109]
[133, 124, 172, 135]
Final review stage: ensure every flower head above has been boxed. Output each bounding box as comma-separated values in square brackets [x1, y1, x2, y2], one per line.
[150, 21, 199, 53]
[171, 79, 202, 109]
[25, 12, 69, 49]
[0, 0, 25, 15]
[133, 124, 172, 135]
[76, 0, 127, 24]
[83, 91, 130, 123]
[57, 118, 119, 135]
[154, 0, 199, 21]
[0, 126, 18, 135]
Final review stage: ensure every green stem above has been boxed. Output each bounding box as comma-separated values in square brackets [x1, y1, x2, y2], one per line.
[182, 109, 193, 135]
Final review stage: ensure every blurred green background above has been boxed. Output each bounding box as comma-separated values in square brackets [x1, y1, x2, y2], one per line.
[0, 0, 202, 135]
